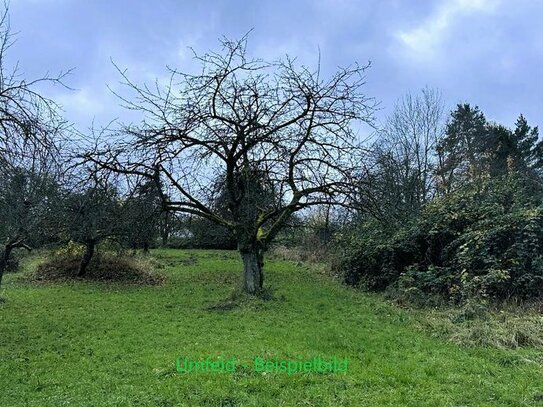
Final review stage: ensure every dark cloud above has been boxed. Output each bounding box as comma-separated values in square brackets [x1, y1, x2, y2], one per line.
[8, 0, 542, 131]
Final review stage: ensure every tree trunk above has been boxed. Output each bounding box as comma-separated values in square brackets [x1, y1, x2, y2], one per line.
[0, 240, 31, 288]
[143, 241, 150, 254]
[78, 240, 95, 277]
[0, 245, 13, 289]
[240, 246, 264, 294]
[160, 212, 170, 246]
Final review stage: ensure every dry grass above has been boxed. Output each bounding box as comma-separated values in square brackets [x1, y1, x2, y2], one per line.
[30, 252, 165, 285]
[414, 303, 543, 349]
[269, 244, 330, 263]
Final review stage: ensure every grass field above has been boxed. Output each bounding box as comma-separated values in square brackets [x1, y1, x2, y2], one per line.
[1, 249, 542, 406]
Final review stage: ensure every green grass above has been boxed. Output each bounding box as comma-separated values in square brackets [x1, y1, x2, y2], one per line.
[0, 249, 542, 406]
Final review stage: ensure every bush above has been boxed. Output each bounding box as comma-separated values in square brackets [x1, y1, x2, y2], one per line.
[339, 175, 543, 304]
[335, 219, 425, 290]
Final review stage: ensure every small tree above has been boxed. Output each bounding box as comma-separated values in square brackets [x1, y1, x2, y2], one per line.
[62, 177, 123, 276]
[87, 36, 375, 294]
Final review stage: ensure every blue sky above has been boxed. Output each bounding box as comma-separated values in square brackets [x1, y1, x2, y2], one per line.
[8, 0, 543, 133]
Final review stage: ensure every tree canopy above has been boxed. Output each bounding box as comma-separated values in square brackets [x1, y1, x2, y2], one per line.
[87, 36, 376, 293]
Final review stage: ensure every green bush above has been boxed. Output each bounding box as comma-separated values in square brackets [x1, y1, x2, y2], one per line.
[340, 175, 543, 303]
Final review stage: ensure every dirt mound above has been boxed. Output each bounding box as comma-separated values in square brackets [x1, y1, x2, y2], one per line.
[31, 253, 165, 285]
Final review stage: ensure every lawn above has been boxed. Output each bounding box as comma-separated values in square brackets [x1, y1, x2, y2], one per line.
[0, 249, 542, 406]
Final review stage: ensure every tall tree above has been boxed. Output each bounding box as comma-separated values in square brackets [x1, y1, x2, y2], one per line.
[512, 114, 543, 174]
[87, 36, 375, 294]
[356, 88, 445, 224]
[437, 105, 543, 192]
[436, 104, 488, 192]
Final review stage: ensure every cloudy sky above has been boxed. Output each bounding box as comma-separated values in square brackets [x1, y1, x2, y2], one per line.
[7, 0, 543, 133]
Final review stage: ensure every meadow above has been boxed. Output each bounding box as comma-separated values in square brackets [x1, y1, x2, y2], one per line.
[0, 249, 542, 406]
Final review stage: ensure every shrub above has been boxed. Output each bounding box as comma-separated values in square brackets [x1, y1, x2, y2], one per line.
[340, 175, 543, 303]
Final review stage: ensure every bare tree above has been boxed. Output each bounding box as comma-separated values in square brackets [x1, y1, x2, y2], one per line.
[357, 88, 445, 224]
[61, 172, 123, 276]
[0, 2, 68, 287]
[86, 36, 375, 294]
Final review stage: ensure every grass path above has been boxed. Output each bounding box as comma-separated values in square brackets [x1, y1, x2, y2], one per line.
[0, 249, 542, 406]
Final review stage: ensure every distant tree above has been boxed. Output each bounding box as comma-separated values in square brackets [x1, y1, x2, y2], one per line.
[178, 216, 237, 250]
[87, 36, 375, 294]
[158, 211, 173, 246]
[122, 180, 162, 252]
[356, 88, 445, 225]
[437, 105, 543, 192]
[436, 104, 488, 193]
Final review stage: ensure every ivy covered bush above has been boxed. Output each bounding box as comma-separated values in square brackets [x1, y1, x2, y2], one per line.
[339, 175, 543, 303]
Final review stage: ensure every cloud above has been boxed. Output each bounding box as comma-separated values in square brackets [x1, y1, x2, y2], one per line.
[6, 0, 542, 133]
[396, 0, 500, 60]
[54, 86, 113, 131]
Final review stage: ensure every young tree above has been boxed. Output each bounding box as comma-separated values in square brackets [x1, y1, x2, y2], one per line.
[87, 36, 375, 294]
[62, 176, 123, 276]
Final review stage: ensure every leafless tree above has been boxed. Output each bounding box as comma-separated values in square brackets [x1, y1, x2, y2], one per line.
[86, 36, 375, 294]
[61, 169, 124, 276]
[357, 88, 445, 224]
[0, 2, 69, 287]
